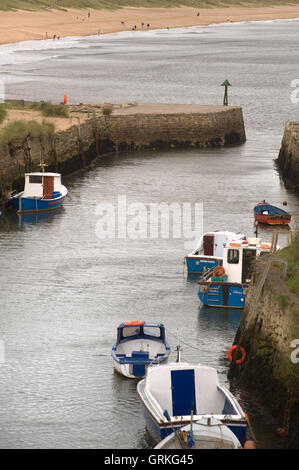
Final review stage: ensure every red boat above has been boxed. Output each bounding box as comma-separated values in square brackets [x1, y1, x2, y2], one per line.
[253, 201, 291, 225]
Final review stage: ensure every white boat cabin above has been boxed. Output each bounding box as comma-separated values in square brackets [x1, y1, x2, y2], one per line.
[222, 238, 272, 284]
[23, 172, 63, 199]
[189, 231, 246, 258]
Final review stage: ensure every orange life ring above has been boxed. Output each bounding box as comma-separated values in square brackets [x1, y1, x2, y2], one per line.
[230, 242, 241, 247]
[228, 345, 246, 364]
[213, 266, 226, 277]
[123, 320, 145, 327]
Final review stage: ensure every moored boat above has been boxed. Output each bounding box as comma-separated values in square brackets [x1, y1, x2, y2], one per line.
[7, 165, 67, 213]
[254, 201, 291, 225]
[111, 321, 170, 379]
[154, 417, 243, 449]
[137, 362, 247, 445]
[198, 237, 272, 308]
[185, 231, 246, 275]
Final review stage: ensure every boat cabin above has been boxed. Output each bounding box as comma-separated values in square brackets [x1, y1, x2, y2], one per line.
[115, 322, 166, 347]
[191, 231, 246, 258]
[23, 172, 63, 199]
[223, 238, 271, 284]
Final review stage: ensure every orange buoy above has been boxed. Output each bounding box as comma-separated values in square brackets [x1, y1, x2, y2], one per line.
[213, 266, 226, 277]
[276, 428, 288, 438]
[123, 321, 145, 327]
[64, 94, 67, 105]
[243, 440, 256, 449]
[228, 345, 246, 364]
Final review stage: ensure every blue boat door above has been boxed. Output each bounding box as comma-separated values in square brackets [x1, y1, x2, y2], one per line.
[171, 369, 197, 416]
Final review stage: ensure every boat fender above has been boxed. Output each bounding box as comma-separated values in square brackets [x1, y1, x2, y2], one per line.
[228, 345, 246, 364]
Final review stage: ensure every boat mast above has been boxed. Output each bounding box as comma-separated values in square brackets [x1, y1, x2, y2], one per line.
[39, 159, 48, 173]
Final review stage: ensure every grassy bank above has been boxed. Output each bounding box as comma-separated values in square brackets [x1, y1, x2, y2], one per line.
[0, 0, 298, 12]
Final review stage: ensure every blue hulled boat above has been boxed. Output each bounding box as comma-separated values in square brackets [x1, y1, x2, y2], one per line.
[8, 168, 67, 213]
[185, 231, 246, 275]
[112, 321, 170, 379]
[198, 237, 272, 308]
[137, 362, 248, 445]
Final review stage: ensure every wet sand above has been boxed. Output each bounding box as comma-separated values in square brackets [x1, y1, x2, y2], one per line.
[0, 5, 299, 45]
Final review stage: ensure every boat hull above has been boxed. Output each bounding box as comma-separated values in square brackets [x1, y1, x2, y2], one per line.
[113, 356, 168, 379]
[198, 282, 246, 309]
[254, 213, 291, 225]
[11, 187, 67, 213]
[141, 401, 247, 445]
[185, 256, 222, 274]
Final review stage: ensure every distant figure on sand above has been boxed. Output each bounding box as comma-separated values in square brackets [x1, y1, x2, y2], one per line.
[197, 12, 200, 17]
[146, 24, 150, 28]
[121, 21, 125, 25]
[141, 22, 144, 28]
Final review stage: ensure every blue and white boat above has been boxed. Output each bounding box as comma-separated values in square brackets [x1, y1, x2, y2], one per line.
[198, 237, 272, 308]
[8, 169, 67, 213]
[185, 231, 246, 275]
[112, 321, 170, 379]
[154, 417, 243, 449]
[137, 362, 248, 445]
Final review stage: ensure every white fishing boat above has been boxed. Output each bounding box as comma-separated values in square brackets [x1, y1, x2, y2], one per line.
[185, 231, 246, 275]
[111, 321, 170, 379]
[198, 237, 272, 308]
[7, 161, 67, 213]
[155, 416, 243, 449]
[137, 361, 247, 445]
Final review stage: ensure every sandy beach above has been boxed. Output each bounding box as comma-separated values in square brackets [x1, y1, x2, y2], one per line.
[0, 5, 299, 45]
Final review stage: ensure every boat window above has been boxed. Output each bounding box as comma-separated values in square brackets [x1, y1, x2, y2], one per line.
[122, 326, 141, 338]
[29, 175, 42, 184]
[143, 327, 161, 338]
[227, 249, 239, 264]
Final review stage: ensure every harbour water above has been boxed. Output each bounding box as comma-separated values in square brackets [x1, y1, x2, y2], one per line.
[0, 19, 298, 449]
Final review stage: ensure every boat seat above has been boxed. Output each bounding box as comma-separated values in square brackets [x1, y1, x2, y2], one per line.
[155, 353, 165, 358]
[132, 351, 149, 360]
[116, 354, 126, 358]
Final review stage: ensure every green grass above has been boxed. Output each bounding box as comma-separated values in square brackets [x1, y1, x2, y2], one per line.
[0, 104, 7, 124]
[0, 119, 55, 145]
[0, 0, 298, 12]
[280, 231, 299, 297]
[28, 101, 69, 118]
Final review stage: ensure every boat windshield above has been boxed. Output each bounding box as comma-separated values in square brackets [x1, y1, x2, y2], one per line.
[143, 326, 162, 338]
[120, 325, 163, 340]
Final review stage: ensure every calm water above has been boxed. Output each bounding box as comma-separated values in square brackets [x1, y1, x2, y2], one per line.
[0, 19, 299, 449]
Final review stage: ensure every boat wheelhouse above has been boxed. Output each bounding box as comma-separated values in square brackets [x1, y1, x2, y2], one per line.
[185, 231, 246, 275]
[198, 237, 272, 308]
[10, 171, 67, 213]
[111, 321, 170, 379]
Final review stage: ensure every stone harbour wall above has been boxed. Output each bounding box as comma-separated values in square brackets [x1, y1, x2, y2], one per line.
[0, 104, 246, 196]
[278, 121, 299, 193]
